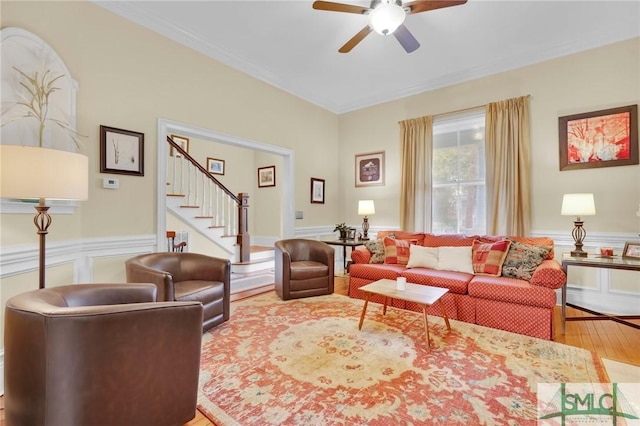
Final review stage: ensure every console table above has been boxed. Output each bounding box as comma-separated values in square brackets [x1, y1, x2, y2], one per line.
[322, 239, 365, 273]
[561, 254, 640, 334]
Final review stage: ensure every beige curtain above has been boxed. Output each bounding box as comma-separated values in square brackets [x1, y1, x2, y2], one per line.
[485, 96, 531, 236]
[399, 116, 433, 232]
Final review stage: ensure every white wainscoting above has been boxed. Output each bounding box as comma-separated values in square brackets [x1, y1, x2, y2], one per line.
[0, 229, 638, 396]
[0, 234, 157, 283]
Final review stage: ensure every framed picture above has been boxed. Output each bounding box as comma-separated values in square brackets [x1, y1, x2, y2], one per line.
[559, 104, 638, 171]
[310, 177, 325, 204]
[169, 134, 189, 157]
[207, 157, 225, 175]
[258, 165, 276, 188]
[100, 125, 144, 176]
[622, 241, 640, 259]
[355, 151, 385, 187]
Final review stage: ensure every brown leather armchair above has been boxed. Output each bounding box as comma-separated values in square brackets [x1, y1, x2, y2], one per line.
[125, 252, 230, 331]
[4, 283, 203, 426]
[275, 239, 335, 300]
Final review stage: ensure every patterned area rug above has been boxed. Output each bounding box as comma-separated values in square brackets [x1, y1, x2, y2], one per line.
[198, 293, 606, 425]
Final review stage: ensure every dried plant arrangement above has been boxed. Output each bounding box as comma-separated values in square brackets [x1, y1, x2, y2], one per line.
[1, 66, 83, 148]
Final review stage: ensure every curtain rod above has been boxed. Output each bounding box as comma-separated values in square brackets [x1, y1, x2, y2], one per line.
[397, 95, 533, 123]
[434, 94, 532, 118]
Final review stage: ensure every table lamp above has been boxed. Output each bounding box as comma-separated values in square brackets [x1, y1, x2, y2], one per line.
[0, 145, 89, 288]
[561, 193, 596, 257]
[358, 199, 375, 241]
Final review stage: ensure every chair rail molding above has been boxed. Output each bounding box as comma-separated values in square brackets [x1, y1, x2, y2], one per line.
[0, 234, 157, 282]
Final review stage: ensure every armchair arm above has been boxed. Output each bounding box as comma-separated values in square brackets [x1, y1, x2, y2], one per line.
[530, 259, 566, 289]
[351, 247, 371, 264]
[179, 253, 231, 285]
[125, 260, 176, 301]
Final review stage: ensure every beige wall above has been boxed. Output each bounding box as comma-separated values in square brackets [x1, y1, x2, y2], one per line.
[1, 0, 341, 249]
[1, 2, 639, 357]
[338, 38, 640, 234]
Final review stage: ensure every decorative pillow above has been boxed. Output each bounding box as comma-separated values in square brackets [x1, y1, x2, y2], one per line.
[383, 237, 411, 265]
[471, 239, 511, 276]
[406, 244, 438, 269]
[364, 239, 385, 264]
[435, 246, 474, 274]
[502, 240, 552, 281]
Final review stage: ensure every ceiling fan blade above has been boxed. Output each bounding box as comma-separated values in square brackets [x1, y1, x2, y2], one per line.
[404, 0, 467, 15]
[394, 24, 420, 53]
[312, 1, 370, 14]
[339, 26, 373, 53]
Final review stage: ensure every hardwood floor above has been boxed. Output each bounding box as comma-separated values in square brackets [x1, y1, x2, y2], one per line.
[0, 276, 636, 426]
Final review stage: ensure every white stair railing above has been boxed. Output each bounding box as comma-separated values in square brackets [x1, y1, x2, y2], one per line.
[166, 136, 250, 262]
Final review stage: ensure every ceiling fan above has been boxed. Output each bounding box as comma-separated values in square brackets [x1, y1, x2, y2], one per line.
[312, 0, 467, 53]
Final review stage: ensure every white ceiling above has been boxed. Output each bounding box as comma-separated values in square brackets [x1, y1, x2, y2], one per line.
[95, 1, 640, 114]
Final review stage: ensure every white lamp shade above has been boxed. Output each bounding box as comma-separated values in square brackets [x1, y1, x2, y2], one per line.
[561, 193, 596, 216]
[0, 145, 89, 200]
[368, 1, 406, 35]
[358, 200, 375, 216]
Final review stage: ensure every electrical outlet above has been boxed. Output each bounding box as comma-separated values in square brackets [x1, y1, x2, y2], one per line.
[295, 211, 303, 219]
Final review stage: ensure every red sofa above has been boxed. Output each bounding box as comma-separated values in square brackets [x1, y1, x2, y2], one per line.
[348, 231, 566, 340]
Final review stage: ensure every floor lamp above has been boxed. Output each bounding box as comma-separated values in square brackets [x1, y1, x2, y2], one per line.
[0, 145, 88, 289]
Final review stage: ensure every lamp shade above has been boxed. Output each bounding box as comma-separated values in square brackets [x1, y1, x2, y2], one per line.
[561, 193, 596, 217]
[358, 200, 375, 216]
[0, 145, 89, 200]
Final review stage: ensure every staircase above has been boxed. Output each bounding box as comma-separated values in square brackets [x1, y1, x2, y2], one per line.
[165, 136, 275, 295]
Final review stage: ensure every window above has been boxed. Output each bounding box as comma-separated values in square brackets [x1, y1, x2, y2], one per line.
[432, 110, 486, 235]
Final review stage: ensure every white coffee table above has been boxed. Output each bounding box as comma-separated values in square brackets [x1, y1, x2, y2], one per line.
[358, 278, 451, 350]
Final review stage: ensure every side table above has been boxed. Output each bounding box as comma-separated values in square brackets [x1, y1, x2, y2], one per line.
[561, 254, 640, 334]
[322, 239, 365, 273]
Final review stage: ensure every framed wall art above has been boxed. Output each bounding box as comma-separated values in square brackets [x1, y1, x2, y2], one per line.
[622, 241, 640, 259]
[100, 125, 144, 176]
[258, 165, 276, 188]
[559, 104, 638, 171]
[310, 177, 325, 204]
[169, 134, 189, 157]
[207, 157, 225, 175]
[355, 151, 385, 187]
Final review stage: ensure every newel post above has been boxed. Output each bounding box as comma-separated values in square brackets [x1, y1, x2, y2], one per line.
[237, 193, 250, 262]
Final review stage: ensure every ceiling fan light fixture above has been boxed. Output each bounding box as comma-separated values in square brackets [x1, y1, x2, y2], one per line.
[368, 1, 405, 35]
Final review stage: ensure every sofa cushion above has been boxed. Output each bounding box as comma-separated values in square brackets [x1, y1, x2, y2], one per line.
[468, 275, 557, 308]
[383, 237, 411, 265]
[423, 233, 475, 247]
[349, 263, 406, 281]
[400, 268, 472, 294]
[471, 239, 511, 276]
[502, 240, 552, 281]
[377, 230, 425, 246]
[435, 246, 474, 274]
[364, 239, 385, 264]
[406, 244, 438, 269]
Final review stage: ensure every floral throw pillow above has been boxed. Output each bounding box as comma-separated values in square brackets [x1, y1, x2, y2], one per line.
[364, 239, 385, 264]
[502, 240, 552, 281]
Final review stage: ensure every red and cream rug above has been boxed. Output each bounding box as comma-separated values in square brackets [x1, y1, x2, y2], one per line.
[197, 293, 606, 425]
